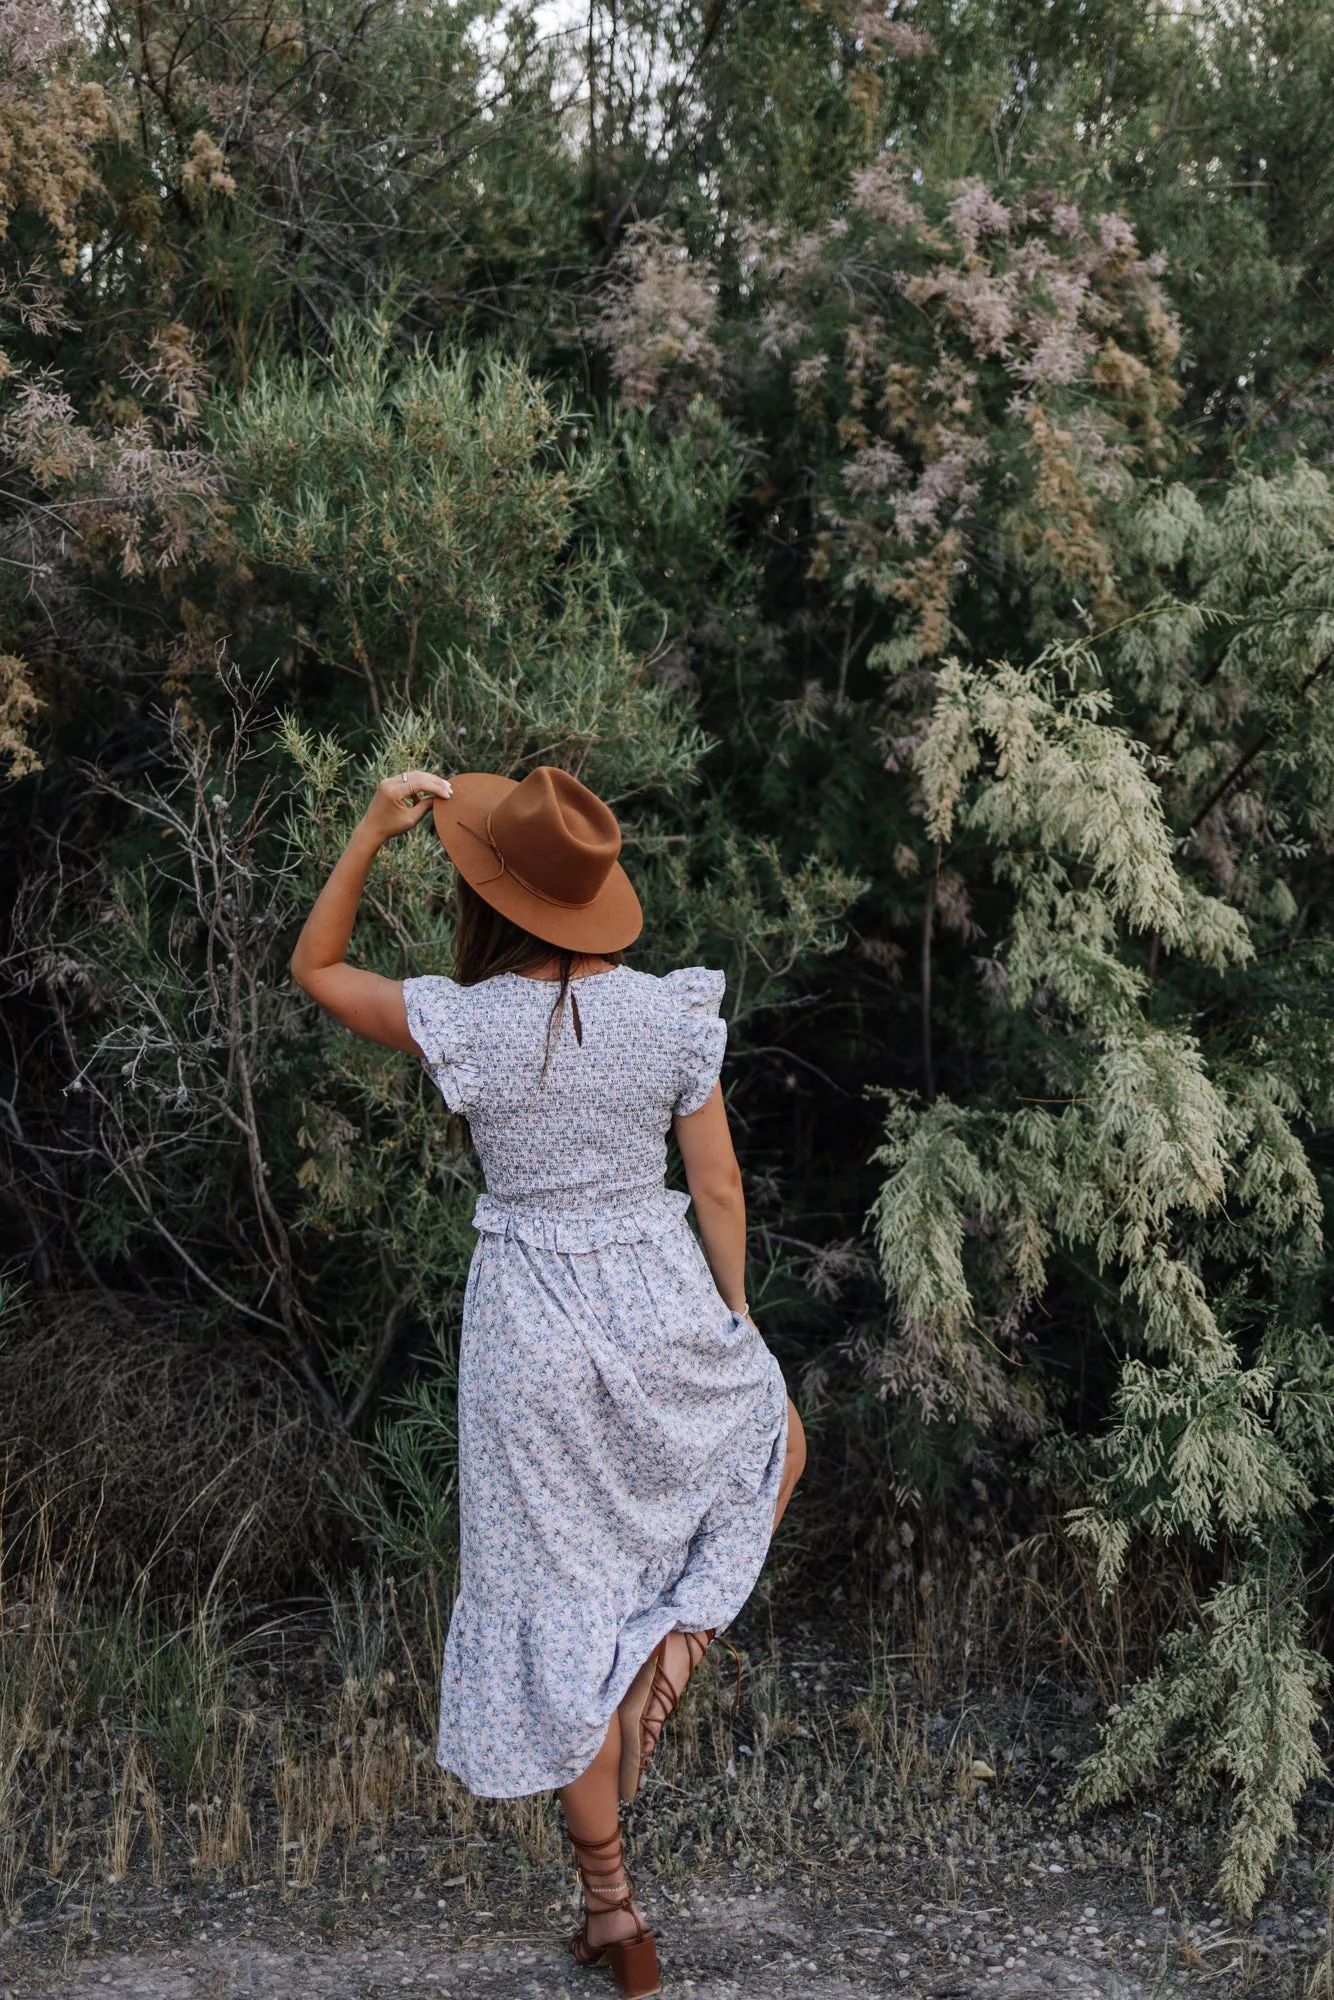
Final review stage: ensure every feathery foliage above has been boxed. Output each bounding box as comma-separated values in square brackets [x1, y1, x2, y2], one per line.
[5, 0, 1334, 1915]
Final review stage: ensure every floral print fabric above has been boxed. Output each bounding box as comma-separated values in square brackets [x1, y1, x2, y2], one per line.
[402, 965, 788, 1797]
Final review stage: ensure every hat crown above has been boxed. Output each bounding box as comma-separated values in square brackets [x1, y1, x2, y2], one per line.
[490, 767, 621, 909]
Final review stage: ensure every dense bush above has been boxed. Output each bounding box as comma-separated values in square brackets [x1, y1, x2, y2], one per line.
[0, 1292, 354, 1596]
[4, 0, 1334, 1913]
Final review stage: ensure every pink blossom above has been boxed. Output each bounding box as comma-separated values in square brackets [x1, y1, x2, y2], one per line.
[844, 319, 881, 378]
[998, 250, 1099, 388]
[1049, 203, 1083, 242]
[935, 869, 980, 939]
[857, 9, 936, 58]
[882, 714, 932, 772]
[732, 217, 784, 277]
[0, 270, 69, 335]
[128, 324, 209, 432]
[1039, 265, 1092, 319]
[0, 1, 69, 75]
[924, 355, 978, 404]
[792, 354, 829, 388]
[3, 374, 77, 451]
[1228, 791, 1265, 838]
[1008, 236, 1059, 282]
[904, 266, 1017, 355]
[1052, 410, 1132, 495]
[801, 1237, 877, 1301]
[768, 230, 830, 288]
[954, 270, 1017, 353]
[1, 357, 225, 579]
[947, 179, 1011, 255]
[842, 441, 908, 497]
[1014, 316, 1095, 388]
[891, 433, 989, 543]
[848, 161, 920, 230]
[757, 301, 807, 361]
[1096, 212, 1139, 260]
[1192, 809, 1238, 892]
[594, 220, 722, 411]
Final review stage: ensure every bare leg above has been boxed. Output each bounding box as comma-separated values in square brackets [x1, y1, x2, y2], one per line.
[629, 1400, 807, 1782]
[627, 1630, 709, 1776]
[773, 1396, 806, 1532]
[559, 1710, 647, 1951]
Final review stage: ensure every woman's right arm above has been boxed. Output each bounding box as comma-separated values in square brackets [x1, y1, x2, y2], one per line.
[673, 1084, 749, 1314]
[290, 769, 453, 1052]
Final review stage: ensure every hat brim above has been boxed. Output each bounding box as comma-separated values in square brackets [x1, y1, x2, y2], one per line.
[432, 773, 643, 954]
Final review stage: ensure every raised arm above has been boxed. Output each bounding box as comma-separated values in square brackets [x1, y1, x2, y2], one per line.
[673, 1083, 748, 1314]
[290, 770, 453, 1053]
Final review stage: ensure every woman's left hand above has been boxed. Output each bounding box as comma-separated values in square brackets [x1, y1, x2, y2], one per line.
[359, 770, 454, 847]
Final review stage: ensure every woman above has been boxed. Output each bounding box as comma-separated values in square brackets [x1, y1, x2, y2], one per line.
[291, 763, 806, 1999]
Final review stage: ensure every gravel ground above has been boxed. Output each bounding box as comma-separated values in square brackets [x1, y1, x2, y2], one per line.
[3, 1866, 1328, 1998]
[6, 1603, 1332, 2000]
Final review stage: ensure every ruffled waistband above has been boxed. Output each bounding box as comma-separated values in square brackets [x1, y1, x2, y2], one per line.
[471, 1188, 691, 1252]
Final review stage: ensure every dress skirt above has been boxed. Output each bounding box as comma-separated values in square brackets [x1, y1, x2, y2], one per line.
[436, 1191, 788, 1798]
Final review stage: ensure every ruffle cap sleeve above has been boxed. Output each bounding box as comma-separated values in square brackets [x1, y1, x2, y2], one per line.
[663, 966, 727, 1117]
[402, 976, 480, 1115]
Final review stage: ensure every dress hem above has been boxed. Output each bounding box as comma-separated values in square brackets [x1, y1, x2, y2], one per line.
[435, 1383, 789, 1800]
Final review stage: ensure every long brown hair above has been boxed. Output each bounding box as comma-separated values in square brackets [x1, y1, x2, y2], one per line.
[451, 876, 623, 1074]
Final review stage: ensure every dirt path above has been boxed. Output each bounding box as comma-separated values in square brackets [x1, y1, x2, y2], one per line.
[5, 1875, 1315, 1999]
[4, 1610, 1324, 2000]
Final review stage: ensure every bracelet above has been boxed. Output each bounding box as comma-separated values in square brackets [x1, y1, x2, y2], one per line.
[732, 1300, 751, 1319]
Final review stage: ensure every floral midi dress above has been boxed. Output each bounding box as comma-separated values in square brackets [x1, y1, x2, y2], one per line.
[402, 964, 789, 1798]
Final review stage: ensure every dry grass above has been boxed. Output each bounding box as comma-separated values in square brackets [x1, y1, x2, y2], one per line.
[0, 1461, 1217, 1935]
[0, 1295, 355, 1596]
[805, 1498, 1202, 1712]
[0, 1292, 1207, 1932]
[0, 1510, 446, 1921]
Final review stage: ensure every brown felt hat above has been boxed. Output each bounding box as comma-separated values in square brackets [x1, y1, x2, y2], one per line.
[432, 766, 643, 953]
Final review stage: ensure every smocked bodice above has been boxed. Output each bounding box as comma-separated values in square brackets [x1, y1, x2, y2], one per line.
[402, 965, 726, 1248]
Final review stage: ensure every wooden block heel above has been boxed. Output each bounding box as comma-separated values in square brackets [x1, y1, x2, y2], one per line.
[573, 1920, 662, 1996]
[609, 1930, 661, 1996]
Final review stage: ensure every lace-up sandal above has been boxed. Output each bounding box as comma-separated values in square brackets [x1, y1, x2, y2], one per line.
[617, 1629, 720, 1801]
[567, 1825, 660, 1998]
